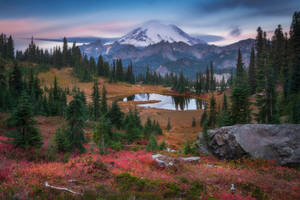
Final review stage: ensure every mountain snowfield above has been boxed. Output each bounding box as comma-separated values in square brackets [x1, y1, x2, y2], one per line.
[79, 20, 254, 78]
[118, 20, 206, 47]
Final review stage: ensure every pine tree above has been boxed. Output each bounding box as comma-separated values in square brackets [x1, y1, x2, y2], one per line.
[146, 134, 158, 152]
[210, 61, 215, 91]
[66, 92, 87, 152]
[7, 35, 14, 59]
[97, 55, 104, 76]
[289, 11, 300, 95]
[192, 117, 196, 127]
[93, 116, 112, 154]
[200, 109, 207, 127]
[248, 47, 256, 94]
[107, 100, 124, 129]
[62, 37, 68, 66]
[9, 62, 23, 96]
[166, 117, 171, 131]
[91, 79, 101, 120]
[205, 65, 210, 92]
[9, 91, 43, 148]
[101, 86, 107, 114]
[231, 50, 251, 124]
[218, 93, 232, 127]
[54, 124, 70, 152]
[271, 25, 285, 79]
[116, 59, 123, 81]
[208, 93, 217, 128]
[220, 76, 226, 92]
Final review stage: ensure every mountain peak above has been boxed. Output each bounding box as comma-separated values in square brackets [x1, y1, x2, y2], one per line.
[118, 21, 206, 47]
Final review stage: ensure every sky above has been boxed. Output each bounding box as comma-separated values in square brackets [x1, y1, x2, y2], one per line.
[0, 0, 299, 46]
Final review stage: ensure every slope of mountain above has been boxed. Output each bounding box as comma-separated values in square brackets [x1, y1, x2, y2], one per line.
[79, 21, 255, 78]
[118, 20, 206, 47]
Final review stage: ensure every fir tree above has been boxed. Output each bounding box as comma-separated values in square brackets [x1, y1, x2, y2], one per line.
[248, 47, 256, 94]
[192, 117, 196, 127]
[54, 124, 70, 152]
[66, 92, 87, 152]
[93, 116, 112, 154]
[97, 55, 104, 76]
[166, 117, 171, 131]
[8, 91, 43, 148]
[91, 79, 101, 120]
[7, 35, 14, 59]
[107, 100, 124, 129]
[209, 61, 215, 91]
[231, 50, 251, 124]
[9, 62, 23, 96]
[205, 65, 210, 92]
[146, 134, 158, 152]
[62, 37, 68, 66]
[289, 11, 300, 95]
[208, 93, 217, 128]
[101, 86, 107, 114]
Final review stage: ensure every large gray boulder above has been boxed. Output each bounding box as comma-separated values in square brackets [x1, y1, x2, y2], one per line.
[196, 124, 300, 166]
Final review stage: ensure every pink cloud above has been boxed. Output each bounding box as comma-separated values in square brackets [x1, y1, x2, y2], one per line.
[0, 18, 57, 37]
[0, 17, 137, 38]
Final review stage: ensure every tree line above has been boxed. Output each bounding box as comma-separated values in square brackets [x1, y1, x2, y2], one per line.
[201, 11, 300, 133]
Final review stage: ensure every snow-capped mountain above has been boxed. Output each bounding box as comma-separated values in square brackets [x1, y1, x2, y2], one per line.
[118, 20, 206, 47]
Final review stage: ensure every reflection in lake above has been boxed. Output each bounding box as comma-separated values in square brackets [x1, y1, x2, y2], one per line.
[123, 93, 206, 111]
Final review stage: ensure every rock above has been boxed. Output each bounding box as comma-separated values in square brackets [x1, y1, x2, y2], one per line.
[152, 154, 200, 167]
[196, 124, 300, 166]
[152, 154, 176, 167]
[178, 157, 200, 162]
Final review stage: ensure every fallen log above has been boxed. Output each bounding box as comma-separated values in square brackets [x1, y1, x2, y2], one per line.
[44, 182, 81, 195]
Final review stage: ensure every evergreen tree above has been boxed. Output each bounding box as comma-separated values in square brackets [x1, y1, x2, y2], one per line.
[192, 117, 196, 127]
[91, 79, 101, 120]
[200, 109, 207, 127]
[62, 37, 68, 66]
[7, 35, 14, 59]
[220, 76, 226, 92]
[271, 25, 285, 79]
[107, 100, 124, 129]
[218, 94, 232, 127]
[101, 86, 107, 114]
[66, 92, 87, 152]
[116, 59, 123, 81]
[146, 134, 158, 152]
[97, 55, 104, 76]
[209, 61, 215, 91]
[93, 116, 112, 154]
[54, 124, 70, 152]
[166, 117, 171, 131]
[208, 93, 217, 128]
[248, 47, 256, 94]
[289, 11, 300, 95]
[231, 50, 251, 124]
[205, 65, 210, 92]
[8, 91, 43, 148]
[9, 62, 23, 96]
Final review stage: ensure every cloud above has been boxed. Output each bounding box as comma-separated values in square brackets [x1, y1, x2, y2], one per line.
[196, 0, 299, 17]
[191, 34, 224, 42]
[230, 27, 241, 37]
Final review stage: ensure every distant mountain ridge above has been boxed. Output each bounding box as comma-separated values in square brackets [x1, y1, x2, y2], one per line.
[79, 21, 255, 78]
[118, 20, 206, 47]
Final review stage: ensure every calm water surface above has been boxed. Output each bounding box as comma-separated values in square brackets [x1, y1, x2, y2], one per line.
[123, 93, 206, 111]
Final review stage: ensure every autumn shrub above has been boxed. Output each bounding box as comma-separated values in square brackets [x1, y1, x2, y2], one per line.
[116, 172, 160, 192]
[0, 168, 9, 183]
[186, 181, 207, 198]
[238, 182, 268, 200]
[158, 141, 167, 150]
[163, 182, 183, 198]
